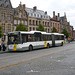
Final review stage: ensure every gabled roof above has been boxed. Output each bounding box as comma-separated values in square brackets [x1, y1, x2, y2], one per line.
[0, 0, 12, 8]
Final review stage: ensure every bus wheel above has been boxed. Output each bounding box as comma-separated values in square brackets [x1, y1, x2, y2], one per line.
[47, 43, 50, 48]
[61, 42, 63, 46]
[29, 45, 33, 51]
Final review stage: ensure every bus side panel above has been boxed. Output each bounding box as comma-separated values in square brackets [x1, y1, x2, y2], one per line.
[55, 40, 63, 46]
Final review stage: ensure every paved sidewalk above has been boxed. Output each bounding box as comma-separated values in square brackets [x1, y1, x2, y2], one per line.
[0, 48, 8, 54]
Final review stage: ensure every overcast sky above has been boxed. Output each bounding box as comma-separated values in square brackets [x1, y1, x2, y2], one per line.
[11, 0, 75, 29]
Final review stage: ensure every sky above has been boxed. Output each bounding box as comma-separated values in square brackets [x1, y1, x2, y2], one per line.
[11, 0, 75, 30]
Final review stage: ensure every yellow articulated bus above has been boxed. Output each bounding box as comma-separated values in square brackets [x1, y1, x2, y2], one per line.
[8, 31, 64, 51]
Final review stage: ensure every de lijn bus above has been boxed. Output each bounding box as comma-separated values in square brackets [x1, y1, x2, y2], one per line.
[8, 31, 65, 51]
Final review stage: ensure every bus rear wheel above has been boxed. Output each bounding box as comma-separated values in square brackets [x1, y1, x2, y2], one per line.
[29, 45, 33, 51]
[61, 42, 63, 46]
[47, 43, 50, 48]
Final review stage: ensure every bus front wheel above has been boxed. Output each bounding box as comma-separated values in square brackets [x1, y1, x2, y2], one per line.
[29, 45, 33, 51]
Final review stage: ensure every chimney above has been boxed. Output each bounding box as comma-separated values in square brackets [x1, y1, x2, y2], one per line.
[33, 6, 37, 11]
[58, 13, 60, 17]
[53, 11, 55, 18]
[45, 11, 47, 15]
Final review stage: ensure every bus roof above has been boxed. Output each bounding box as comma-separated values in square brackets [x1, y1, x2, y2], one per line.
[52, 33, 64, 35]
[8, 31, 64, 35]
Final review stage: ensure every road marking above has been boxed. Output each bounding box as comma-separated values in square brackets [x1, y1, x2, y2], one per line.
[0, 48, 74, 70]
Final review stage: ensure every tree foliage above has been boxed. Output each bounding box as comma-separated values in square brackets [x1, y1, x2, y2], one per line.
[0, 25, 3, 38]
[16, 23, 28, 31]
[52, 27, 58, 33]
[36, 24, 45, 31]
[61, 28, 69, 38]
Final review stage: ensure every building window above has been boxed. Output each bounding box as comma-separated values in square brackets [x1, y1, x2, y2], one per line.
[19, 12, 22, 18]
[55, 23, 57, 27]
[21, 20, 24, 24]
[46, 16, 48, 18]
[29, 27, 32, 31]
[45, 28, 47, 32]
[1, 13, 5, 20]
[41, 15, 42, 18]
[33, 20, 35, 25]
[51, 22, 52, 27]
[42, 21, 44, 25]
[14, 20, 17, 24]
[53, 23, 54, 27]
[58, 24, 59, 29]
[34, 14, 36, 17]
[31, 13, 33, 16]
[18, 20, 20, 24]
[7, 14, 10, 20]
[14, 26, 16, 31]
[36, 21, 38, 25]
[39, 21, 41, 25]
[37, 14, 39, 17]
[48, 29, 50, 33]
[33, 27, 35, 31]
[29, 20, 31, 25]
[48, 22, 49, 26]
[25, 21, 27, 25]
[45, 22, 46, 26]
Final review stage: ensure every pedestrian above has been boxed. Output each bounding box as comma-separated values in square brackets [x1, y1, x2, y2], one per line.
[0, 41, 1, 51]
[2, 40, 6, 51]
[68, 37, 70, 43]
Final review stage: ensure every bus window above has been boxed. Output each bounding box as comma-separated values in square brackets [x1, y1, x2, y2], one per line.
[28, 34, 35, 42]
[55, 35, 60, 40]
[21, 34, 27, 43]
[8, 35, 20, 44]
[61, 36, 64, 40]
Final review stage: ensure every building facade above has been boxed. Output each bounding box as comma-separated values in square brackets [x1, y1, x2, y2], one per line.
[73, 30, 75, 39]
[0, 0, 74, 41]
[0, 0, 14, 34]
[52, 11, 73, 38]
[26, 6, 50, 33]
[13, 3, 28, 31]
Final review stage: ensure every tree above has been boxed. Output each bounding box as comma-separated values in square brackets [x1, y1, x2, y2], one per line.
[16, 23, 28, 31]
[52, 27, 58, 33]
[61, 28, 69, 38]
[36, 24, 45, 31]
[0, 25, 3, 38]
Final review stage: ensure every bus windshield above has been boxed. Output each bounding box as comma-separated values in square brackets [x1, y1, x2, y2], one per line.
[8, 33, 21, 44]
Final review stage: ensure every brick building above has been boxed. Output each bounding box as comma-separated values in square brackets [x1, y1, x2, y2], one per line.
[52, 11, 73, 38]
[50, 11, 60, 33]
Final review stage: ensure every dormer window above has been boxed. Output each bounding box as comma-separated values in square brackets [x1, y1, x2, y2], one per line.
[19, 12, 22, 18]
[31, 13, 33, 16]
[34, 14, 36, 17]
[37, 14, 39, 17]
